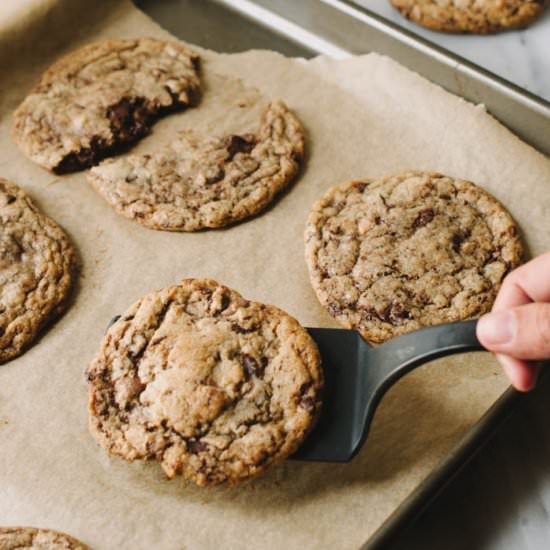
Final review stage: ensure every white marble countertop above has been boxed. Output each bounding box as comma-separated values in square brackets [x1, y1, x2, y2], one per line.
[357, 0, 550, 102]
[349, 4, 550, 549]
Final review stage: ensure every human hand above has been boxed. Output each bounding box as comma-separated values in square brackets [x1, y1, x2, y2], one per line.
[476, 252, 550, 392]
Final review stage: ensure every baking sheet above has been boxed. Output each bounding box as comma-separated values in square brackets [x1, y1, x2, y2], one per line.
[1, 1, 550, 548]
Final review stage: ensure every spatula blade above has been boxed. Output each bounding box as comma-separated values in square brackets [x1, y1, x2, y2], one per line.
[292, 327, 369, 462]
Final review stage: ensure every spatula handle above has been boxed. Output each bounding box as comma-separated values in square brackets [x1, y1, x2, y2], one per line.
[367, 319, 484, 386]
[353, 319, 487, 458]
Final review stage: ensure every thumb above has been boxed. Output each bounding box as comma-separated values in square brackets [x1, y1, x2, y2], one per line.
[477, 302, 550, 360]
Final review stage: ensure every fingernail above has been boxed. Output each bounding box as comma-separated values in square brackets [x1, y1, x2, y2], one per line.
[478, 311, 515, 345]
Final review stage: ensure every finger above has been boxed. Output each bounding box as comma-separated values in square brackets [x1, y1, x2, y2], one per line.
[494, 251, 550, 311]
[495, 354, 539, 392]
[477, 302, 550, 360]
[492, 277, 531, 311]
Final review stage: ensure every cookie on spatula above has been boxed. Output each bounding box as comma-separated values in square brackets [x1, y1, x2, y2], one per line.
[87, 278, 322, 486]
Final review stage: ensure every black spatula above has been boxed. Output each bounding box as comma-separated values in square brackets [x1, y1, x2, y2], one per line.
[295, 319, 484, 462]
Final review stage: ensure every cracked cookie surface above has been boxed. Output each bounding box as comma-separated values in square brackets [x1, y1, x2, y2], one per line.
[0, 527, 90, 550]
[390, 0, 547, 33]
[87, 279, 322, 486]
[12, 38, 200, 173]
[0, 178, 76, 363]
[305, 171, 522, 344]
[86, 100, 304, 231]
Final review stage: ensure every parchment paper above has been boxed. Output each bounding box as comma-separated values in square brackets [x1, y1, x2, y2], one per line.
[1, 1, 550, 549]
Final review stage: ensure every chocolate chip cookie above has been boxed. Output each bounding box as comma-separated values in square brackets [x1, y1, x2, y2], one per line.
[305, 171, 522, 344]
[86, 100, 304, 231]
[0, 527, 90, 549]
[12, 38, 200, 173]
[390, 0, 547, 33]
[87, 279, 322, 486]
[0, 179, 76, 363]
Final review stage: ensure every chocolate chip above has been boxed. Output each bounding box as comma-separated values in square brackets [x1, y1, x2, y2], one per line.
[187, 439, 208, 454]
[452, 229, 470, 253]
[54, 135, 109, 174]
[452, 233, 462, 252]
[380, 303, 411, 326]
[327, 303, 342, 317]
[295, 381, 316, 412]
[107, 97, 152, 143]
[231, 323, 257, 334]
[220, 292, 231, 312]
[412, 208, 434, 229]
[300, 396, 316, 413]
[374, 215, 381, 225]
[355, 182, 368, 192]
[363, 308, 377, 321]
[205, 165, 225, 185]
[241, 354, 260, 377]
[225, 134, 256, 157]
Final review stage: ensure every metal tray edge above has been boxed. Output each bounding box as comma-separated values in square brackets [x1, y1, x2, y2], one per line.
[218, 0, 550, 157]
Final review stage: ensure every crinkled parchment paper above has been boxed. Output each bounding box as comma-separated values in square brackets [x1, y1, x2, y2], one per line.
[1, 1, 550, 548]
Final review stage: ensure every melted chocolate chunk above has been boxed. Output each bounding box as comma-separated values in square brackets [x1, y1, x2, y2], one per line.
[220, 293, 231, 312]
[231, 323, 258, 334]
[380, 303, 411, 326]
[241, 354, 260, 377]
[299, 396, 316, 413]
[205, 165, 225, 185]
[412, 208, 435, 229]
[452, 229, 471, 253]
[225, 134, 256, 158]
[54, 136, 109, 174]
[107, 97, 152, 143]
[55, 93, 194, 174]
[187, 439, 208, 454]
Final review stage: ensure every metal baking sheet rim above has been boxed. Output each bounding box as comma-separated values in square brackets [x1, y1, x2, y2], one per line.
[216, 0, 550, 159]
